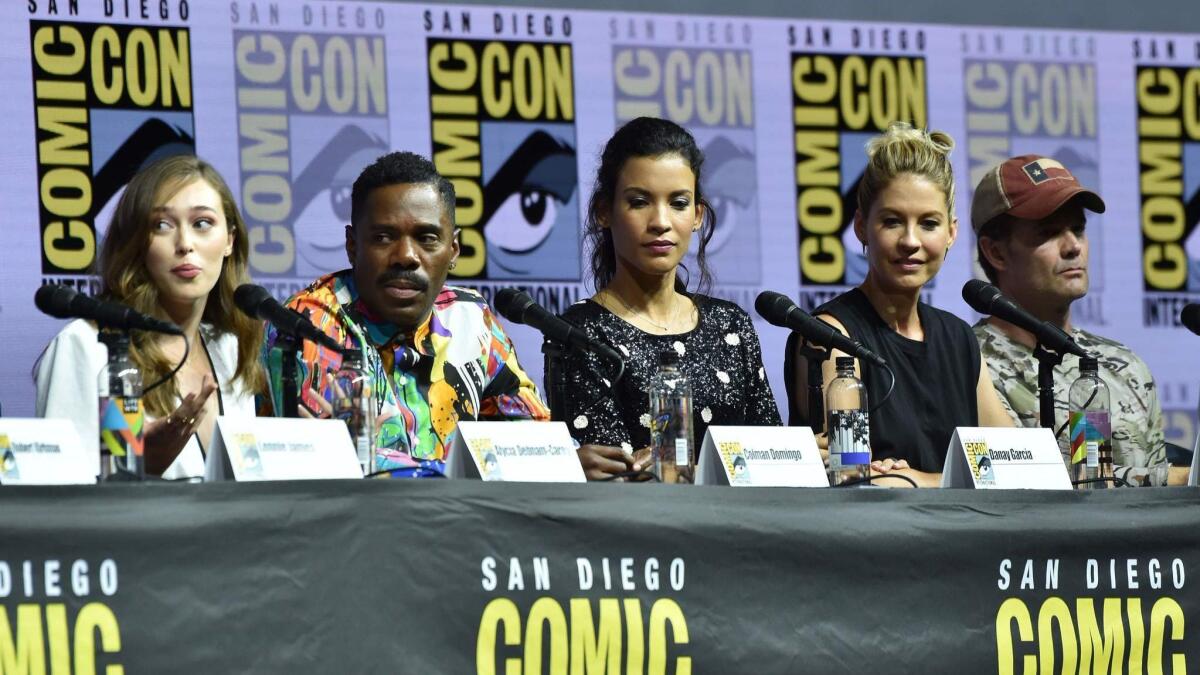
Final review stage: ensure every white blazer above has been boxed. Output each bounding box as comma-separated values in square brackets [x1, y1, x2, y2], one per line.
[33, 319, 256, 480]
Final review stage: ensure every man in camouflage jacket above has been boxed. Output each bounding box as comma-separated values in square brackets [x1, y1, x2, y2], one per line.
[970, 154, 1185, 486]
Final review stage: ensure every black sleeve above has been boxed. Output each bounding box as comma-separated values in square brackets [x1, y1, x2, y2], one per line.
[555, 323, 634, 449]
[737, 309, 783, 426]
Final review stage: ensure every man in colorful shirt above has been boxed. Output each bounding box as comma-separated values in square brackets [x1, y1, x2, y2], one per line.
[971, 154, 1186, 486]
[264, 151, 549, 476]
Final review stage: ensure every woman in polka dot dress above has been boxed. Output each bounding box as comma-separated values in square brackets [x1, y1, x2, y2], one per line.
[556, 117, 781, 480]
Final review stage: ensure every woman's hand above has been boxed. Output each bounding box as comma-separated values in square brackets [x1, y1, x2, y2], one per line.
[144, 375, 217, 476]
[870, 458, 910, 474]
[576, 444, 635, 481]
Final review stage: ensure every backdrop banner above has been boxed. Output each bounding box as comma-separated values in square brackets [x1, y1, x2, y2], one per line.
[0, 481, 1196, 672]
[4, 3, 1200, 443]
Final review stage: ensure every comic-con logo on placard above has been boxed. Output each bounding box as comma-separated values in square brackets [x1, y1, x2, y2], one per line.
[961, 44, 1104, 323]
[791, 52, 927, 309]
[1135, 64, 1200, 327]
[613, 44, 759, 285]
[427, 38, 579, 281]
[232, 27, 389, 280]
[30, 20, 194, 280]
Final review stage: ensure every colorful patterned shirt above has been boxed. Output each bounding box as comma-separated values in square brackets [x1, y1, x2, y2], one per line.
[264, 270, 550, 476]
[973, 320, 1168, 486]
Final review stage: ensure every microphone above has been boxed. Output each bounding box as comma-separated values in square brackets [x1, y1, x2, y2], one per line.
[962, 279, 1087, 358]
[755, 291, 887, 368]
[234, 284, 344, 353]
[1182, 304, 1200, 336]
[493, 288, 624, 365]
[35, 284, 183, 335]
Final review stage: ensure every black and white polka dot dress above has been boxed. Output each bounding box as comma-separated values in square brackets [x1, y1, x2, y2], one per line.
[556, 295, 781, 451]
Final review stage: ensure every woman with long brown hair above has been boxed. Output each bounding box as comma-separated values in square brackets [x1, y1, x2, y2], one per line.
[35, 155, 264, 478]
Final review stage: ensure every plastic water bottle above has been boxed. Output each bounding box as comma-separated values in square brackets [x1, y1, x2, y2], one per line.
[1068, 355, 1112, 489]
[648, 351, 693, 484]
[97, 332, 144, 479]
[333, 349, 376, 475]
[826, 356, 870, 486]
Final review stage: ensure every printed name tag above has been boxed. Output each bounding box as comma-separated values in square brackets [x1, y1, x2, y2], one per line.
[448, 421, 584, 482]
[205, 417, 362, 482]
[0, 419, 93, 485]
[941, 427, 1071, 490]
[697, 426, 827, 487]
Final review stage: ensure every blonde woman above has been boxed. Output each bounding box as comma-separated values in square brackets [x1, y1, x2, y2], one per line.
[790, 122, 1011, 486]
[35, 155, 264, 478]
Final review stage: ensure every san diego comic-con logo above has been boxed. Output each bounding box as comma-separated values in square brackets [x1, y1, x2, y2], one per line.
[961, 49, 1106, 323]
[426, 37, 580, 282]
[612, 43, 761, 286]
[232, 29, 388, 280]
[30, 20, 194, 281]
[1136, 63, 1200, 327]
[791, 51, 927, 308]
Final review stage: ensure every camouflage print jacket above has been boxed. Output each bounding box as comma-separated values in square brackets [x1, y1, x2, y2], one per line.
[973, 321, 1168, 487]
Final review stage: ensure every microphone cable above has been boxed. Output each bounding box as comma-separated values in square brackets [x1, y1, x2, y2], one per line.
[134, 332, 191, 396]
[868, 362, 896, 414]
[833, 472, 919, 488]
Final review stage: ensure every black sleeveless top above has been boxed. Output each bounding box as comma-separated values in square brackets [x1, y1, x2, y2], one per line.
[811, 288, 980, 472]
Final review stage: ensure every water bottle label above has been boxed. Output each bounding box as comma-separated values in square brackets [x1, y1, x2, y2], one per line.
[674, 438, 688, 465]
[356, 436, 372, 469]
[99, 396, 144, 459]
[828, 409, 870, 467]
[1068, 411, 1110, 467]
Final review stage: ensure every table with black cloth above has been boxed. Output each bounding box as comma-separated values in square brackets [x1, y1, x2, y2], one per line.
[1, 480, 1197, 672]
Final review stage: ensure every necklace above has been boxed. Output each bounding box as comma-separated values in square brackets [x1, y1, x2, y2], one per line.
[603, 289, 681, 334]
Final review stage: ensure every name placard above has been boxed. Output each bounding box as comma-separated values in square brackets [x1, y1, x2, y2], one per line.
[204, 417, 363, 482]
[0, 419, 93, 485]
[697, 426, 828, 487]
[941, 427, 1071, 490]
[448, 421, 585, 482]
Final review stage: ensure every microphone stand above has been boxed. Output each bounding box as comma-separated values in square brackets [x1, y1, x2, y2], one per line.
[543, 338, 569, 422]
[1033, 342, 1065, 431]
[277, 331, 301, 419]
[799, 340, 832, 434]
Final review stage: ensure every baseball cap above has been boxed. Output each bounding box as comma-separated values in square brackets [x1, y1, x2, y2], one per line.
[971, 155, 1105, 234]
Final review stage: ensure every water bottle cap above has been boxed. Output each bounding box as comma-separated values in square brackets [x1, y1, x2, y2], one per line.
[835, 356, 855, 370]
[658, 351, 680, 367]
[98, 331, 131, 353]
[1079, 355, 1098, 372]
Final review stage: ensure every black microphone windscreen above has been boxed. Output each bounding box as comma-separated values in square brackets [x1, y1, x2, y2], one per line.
[34, 284, 75, 318]
[234, 284, 273, 318]
[1182, 303, 1200, 336]
[494, 288, 534, 324]
[962, 279, 1001, 314]
[754, 291, 792, 327]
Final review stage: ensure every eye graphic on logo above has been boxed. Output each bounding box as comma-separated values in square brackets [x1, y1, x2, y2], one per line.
[92, 118, 196, 242]
[291, 125, 389, 273]
[483, 131, 577, 255]
[698, 136, 756, 255]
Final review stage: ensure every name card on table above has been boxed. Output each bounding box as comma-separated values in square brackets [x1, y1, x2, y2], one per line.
[941, 427, 1070, 490]
[204, 417, 362, 482]
[697, 426, 828, 487]
[448, 421, 585, 482]
[0, 419, 94, 485]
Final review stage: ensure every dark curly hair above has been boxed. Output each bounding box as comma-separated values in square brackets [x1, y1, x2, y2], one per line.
[585, 117, 716, 294]
[351, 151, 456, 228]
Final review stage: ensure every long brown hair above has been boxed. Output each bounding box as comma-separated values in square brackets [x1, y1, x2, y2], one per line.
[584, 117, 716, 294]
[97, 155, 265, 415]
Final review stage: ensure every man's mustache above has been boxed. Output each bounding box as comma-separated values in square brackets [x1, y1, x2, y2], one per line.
[377, 268, 429, 290]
